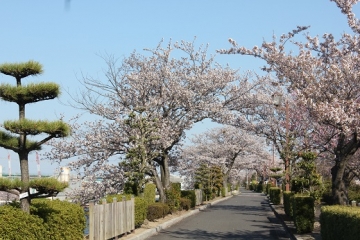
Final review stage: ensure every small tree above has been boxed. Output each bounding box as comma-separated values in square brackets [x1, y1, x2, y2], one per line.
[194, 163, 223, 200]
[0, 61, 70, 212]
[292, 151, 322, 201]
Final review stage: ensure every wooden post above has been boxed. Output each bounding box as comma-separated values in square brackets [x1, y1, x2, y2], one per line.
[89, 201, 95, 240]
[113, 197, 118, 240]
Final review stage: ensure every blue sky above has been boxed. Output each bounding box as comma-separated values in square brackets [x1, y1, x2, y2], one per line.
[0, 0, 357, 175]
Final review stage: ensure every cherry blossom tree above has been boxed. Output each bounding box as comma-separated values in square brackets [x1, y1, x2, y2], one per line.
[47, 40, 264, 203]
[219, 0, 360, 204]
[176, 125, 269, 194]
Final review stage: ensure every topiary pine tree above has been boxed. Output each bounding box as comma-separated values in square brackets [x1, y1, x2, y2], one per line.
[0, 61, 70, 213]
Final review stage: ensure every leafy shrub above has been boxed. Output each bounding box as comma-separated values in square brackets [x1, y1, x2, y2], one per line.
[221, 187, 226, 197]
[269, 187, 281, 204]
[165, 183, 181, 213]
[292, 195, 314, 234]
[266, 183, 273, 195]
[0, 205, 47, 240]
[147, 202, 169, 221]
[143, 183, 156, 205]
[348, 184, 360, 203]
[134, 197, 147, 228]
[321, 181, 333, 204]
[283, 191, 294, 218]
[181, 190, 196, 208]
[321, 205, 360, 240]
[31, 199, 86, 240]
[257, 182, 264, 193]
[179, 198, 191, 211]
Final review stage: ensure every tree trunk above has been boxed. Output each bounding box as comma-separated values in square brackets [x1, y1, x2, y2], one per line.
[151, 168, 166, 203]
[159, 155, 170, 190]
[331, 133, 360, 205]
[331, 160, 348, 205]
[19, 152, 30, 213]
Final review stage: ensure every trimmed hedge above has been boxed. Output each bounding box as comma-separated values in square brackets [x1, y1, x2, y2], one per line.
[165, 183, 181, 213]
[143, 183, 156, 205]
[179, 198, 191, 211]
[147, 202, 169, 221]
[283, 191, 294, 218]
[134, 197, 147, 228]
[31, 199, 86, 240]
[266, 183, 273, 195]
[181, 190, 196, 208]
[321, 205, 360, 240]
[0, 205, 47, 240]
[269, 187, 281, 205]
[292, 195, 314, 234]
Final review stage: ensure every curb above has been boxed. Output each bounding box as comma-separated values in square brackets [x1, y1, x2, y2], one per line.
[268, 201, 297, 240]
[126, 195, 233, 240]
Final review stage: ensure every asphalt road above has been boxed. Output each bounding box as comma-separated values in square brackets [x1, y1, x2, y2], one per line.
[146, 189, 290, 240]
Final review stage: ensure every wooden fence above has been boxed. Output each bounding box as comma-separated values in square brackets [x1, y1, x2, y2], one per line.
[88, 196, 135, 240]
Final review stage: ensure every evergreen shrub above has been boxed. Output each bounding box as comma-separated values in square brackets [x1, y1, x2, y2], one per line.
[165, 183, 181, 213]
[31, 199, 86, 240]
[321, 205, 360, 240]
[134, 197, 147, 228]
[181, 190, 196, 208]
[0, 205, 47, 240]
[292, 195, 314, 234]
[283, 191, 294, 218]
[179, 198, 191, 211]
[147, 202, 169, 221]
[143, 183, 156, 205]
[270, 187, 281, 204]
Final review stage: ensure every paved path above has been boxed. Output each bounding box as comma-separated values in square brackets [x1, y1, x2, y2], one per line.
[146, 189, 290, 240]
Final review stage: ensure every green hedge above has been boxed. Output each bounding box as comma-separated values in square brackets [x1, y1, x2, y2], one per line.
[31, 199, 86, 240]
[134, 197, 147, 228]
[181, 190, 196, 208]
[283, 191, 294, 218]
[179, 198, 191, 211]
[147, 202, 169, 221]
[0, 205, 47, 240]
[165, 183, 181, 213]
[292, 195, 314, 234]
[269, 187, 281, 205]
[266, 183, 273, 195]
[321, 206, 360, 240]
[143, 183, 156, 205]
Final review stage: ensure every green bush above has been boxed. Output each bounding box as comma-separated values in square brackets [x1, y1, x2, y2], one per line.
[221, 187, 226, 197]
[165, 183, 181, 213]
[31, 199, 86, 240]
[147, 202, 169, 221]
[321, 181, 333, 204]
[283, 191, 294, 218]
[256, 183, 264, 193]
[134, 197, 147, 228]
[179, 198, 191, 211]
[321, 205, 360, 240]
[181, 190, 196, 208]
[269, 187, 281, 205]
[0, 205, 47, 240]
[348, 184, 360, 203]
[266, 183, 273, 195]
[143, 183, 156, 205]
[292, 195, 314, 234]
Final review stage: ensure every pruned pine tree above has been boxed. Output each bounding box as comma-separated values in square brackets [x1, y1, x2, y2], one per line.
[0, 61, 70, 212]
